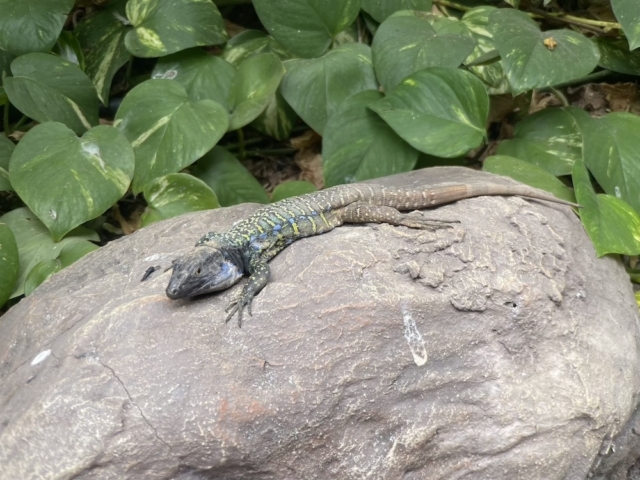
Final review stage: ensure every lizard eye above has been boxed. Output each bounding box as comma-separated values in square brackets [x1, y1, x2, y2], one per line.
[195, 267, 202, 276]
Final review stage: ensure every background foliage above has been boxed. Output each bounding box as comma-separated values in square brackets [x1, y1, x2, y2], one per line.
[1, 0, 639, 310]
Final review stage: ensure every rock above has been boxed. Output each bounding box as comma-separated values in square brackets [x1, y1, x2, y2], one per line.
[0, 167, 639, 480]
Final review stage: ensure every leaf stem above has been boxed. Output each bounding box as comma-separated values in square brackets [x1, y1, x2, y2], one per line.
[12, 115, 27, 131]
[237, 128, 246, 160]
[434, 1, 621, 34]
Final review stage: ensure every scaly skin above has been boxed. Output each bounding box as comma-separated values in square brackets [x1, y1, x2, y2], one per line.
[166, 182, 578, 326]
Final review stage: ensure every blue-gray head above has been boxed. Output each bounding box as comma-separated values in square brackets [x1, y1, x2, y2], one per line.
[166, 242, 245, 300]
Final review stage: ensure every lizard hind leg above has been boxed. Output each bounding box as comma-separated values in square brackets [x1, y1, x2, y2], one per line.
[339, 202, 458, 230]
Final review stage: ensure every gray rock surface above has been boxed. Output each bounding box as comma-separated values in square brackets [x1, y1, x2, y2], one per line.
[1, 167, 639, 480]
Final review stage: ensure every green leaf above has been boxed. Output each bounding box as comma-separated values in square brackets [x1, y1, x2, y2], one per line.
[0, 0, 75, 56]
[153, 48, 236, 108]
[114, 79, 228, 193]
[24, 259, 62, 296]
[141, 173, 220, 226]
[0, 50, 14, 85]
[4, 53, 99, 134]
[0, 207, 98, 298]
[271, 181, 317, 202]
[323, 90, 418, 187]
[578, 112, 640, 214]
[125, 0, 228, 58]
[0, 132, 11, 191]
[253, 0, 360, 58]
[222, 30, 294, 66]
[611, 0, 640, 51]
[280, 43, 378, 134]
[370, 67, 488, 157]
[361, 0, 432, 23]
[489, 9, 600, 95]
[573, 159, 640, 256]
[372, 14, 476, 92]
[0, 222, 19, 308]
[52, 30, 85, 69]
[75, 0, 131, 105]
[483, 155, 576, 204]
[0, 168, 10, 192]
[9, 123, 135, 241]
[595, 37, 640, 75]
[190, 146, 269, 206]
[462, 6, 509, 94]
[57, 240, 99, 268]
[228, 53, 285, 131]
[0, 134, 14, 170]
[250, 90, 297, 141]
[496, 107, 583, 177]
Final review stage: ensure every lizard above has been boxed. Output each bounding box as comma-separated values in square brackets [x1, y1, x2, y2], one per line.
[166, 182, 578, 326]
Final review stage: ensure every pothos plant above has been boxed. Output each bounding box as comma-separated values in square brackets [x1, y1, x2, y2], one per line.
[0, 0, 639, 310]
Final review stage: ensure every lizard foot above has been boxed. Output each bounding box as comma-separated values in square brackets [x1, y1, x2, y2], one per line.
[225, 293, 253, 327]
[401, 214, 459, 230]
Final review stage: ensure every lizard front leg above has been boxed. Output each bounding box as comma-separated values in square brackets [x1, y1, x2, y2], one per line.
[225, 259, 270, 327]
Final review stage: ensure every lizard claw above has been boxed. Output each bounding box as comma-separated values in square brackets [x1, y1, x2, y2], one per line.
[224, 293, 253, 327]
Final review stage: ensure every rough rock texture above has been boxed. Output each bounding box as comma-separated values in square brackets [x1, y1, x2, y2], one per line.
[1, 167, 639, 480]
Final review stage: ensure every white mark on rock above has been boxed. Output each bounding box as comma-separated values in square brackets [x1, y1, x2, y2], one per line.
[402, 308, 428, 366]
[31, 349, 51, 365]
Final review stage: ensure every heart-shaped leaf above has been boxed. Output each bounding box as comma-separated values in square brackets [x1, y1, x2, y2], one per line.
[372, 14, 476, 92]
[361, 0, 433, 23]
[0, 0, 74, 56]
[0, 135, 14, 192]
[483, 155, 577, 204]
[611, 0, 640, 51]
[271, 181, 317, 202]
[0, 222, 19, 308]
[24, 259, 62, 296]
[280, 43, 378, 134]
[0, 207, 98, 298]
[573, 159, 640, 256]
[0, 135, 13, 170]
[490, 9, 600, 95]
[228, 53, 285, 131]
[0, 50, 14, 85]
[4, 53, 99, 134]
[595, 37, 640, 75]
[114, 79, 228, 193]
[577, 112, 640, 214]
[52, 30, 85, 69]
[323, 90, 418, 187]
[370, 67, 488, 157]
[10, 123, 135, 241]
[0, 167, 10, 192]
[222, 30, 295, 66]
[496, 107, 583, 177]
[141, 173, 220, 226]
[462, 6, 509, 94]
[125, 0, 227, 58]
[153, 48, 236, 108]
[251, 90, 297, 141]
[75, 0, 131, 104]
[58, 240, 99, 268]
[253, 0, 360, 58]
[191, 147, 269, 207]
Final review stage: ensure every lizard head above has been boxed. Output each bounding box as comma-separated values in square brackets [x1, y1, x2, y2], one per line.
[166, 245, 244, 299]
